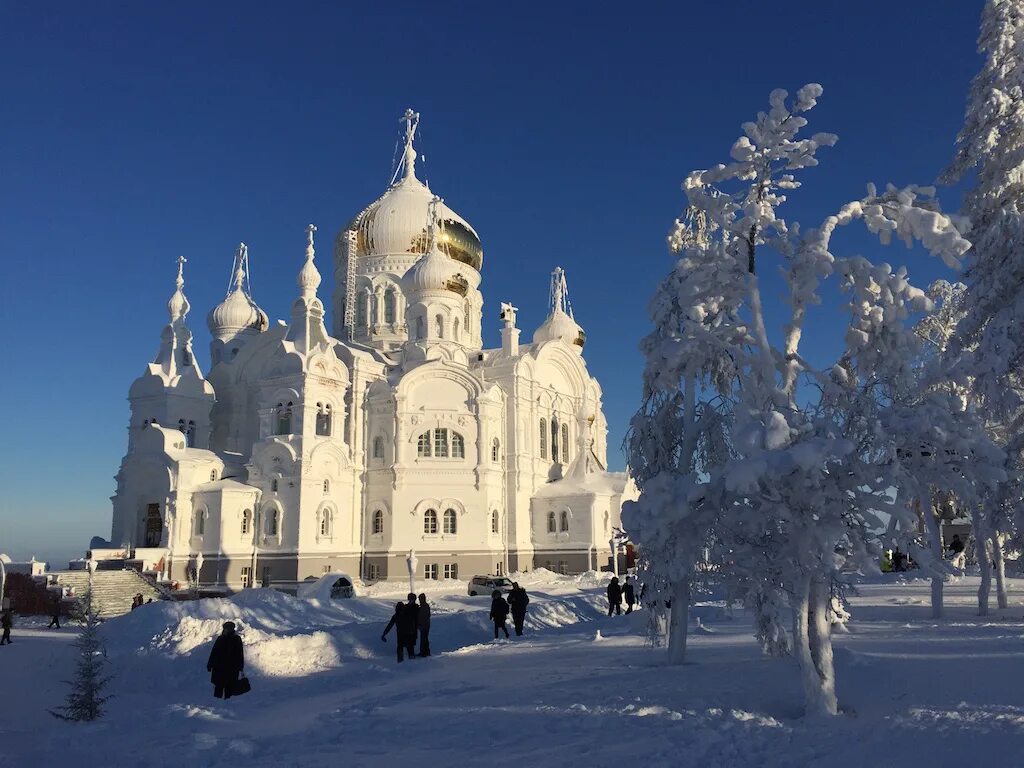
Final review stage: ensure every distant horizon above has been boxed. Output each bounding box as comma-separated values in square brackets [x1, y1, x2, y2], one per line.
[0, 1, 986, 562]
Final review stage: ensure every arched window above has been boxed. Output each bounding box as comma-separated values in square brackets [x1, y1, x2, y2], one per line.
[435, 314, 444, 339]
[417, 432, 431, 457]
[271, 478, 279, 493]
[551, 418, 560, 463]
[356, 291, 368, 327]
[547, 511, 556, 533]
[194, 508, 206, 537]
[453, 316, 461, 341]
[372, 509, 384, 535]
[210, 469, 218, 482]
[443, 508, 457, 534]
[451, 432, 465, 459]
[562, 423, 570, 461]
[384, 289, 396, 324]
[373, 436, 385, 459]
[320, 509, 332, 537]
[323, 479, 330, 494]
[241, 509, 251, 536]
[492, 438, 500, 463]
[424, 509, 438, 534]
[316, 403, 332, 436]
[434, 428, 449, 458]
[187, 421, 196, 447]
[276, 402, 292, 435]
[267, 508, 279, 536]
[415, 316, 425, 339]
[560, 510, 570, 532]
[539, 418, 548, 459]
[491, 509, 499, 534]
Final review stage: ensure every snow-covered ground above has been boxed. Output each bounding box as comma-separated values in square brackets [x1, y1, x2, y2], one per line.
[2, 572, 1023, 767]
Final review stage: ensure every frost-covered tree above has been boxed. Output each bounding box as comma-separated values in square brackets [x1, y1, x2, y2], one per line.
[51, 589, 112, 722]
[943, 0, 1024, 611]
[627, 85, 980, 717]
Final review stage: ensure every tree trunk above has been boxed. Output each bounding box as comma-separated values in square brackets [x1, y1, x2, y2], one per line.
[793, 573, 838, 717]
[809, 577, 838, 712]
[920, 490, 943, 618]
[666, 579, 690, 665]
[973, 507, 991, 616]
[991, 531, 1008, 609]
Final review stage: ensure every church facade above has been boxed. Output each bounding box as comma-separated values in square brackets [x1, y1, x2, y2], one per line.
[108, 111, 633, 589]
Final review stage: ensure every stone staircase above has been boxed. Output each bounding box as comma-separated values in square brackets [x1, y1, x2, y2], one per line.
[52, 569, 169, 619]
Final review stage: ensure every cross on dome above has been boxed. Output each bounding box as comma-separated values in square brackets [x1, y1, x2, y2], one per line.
[232, 243, 248, 294]
[550, 266, 573, 318]
[168, 255, 190, 325]
[298, 223, 321, 298]
[396, 108, 420, 184]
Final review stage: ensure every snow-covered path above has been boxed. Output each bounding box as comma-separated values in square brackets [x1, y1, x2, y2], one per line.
[3, 577, 1024, 768]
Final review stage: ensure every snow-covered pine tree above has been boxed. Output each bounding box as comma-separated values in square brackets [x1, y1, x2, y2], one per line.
[629, 84, 976, 717]
[943, 0, 1024, 613]
[51, 588, 112, 722]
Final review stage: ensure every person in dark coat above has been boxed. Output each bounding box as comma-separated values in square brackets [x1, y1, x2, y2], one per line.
[607, 577, 622, 616]
[490, 589, 510, 640]
[402, 593, 419, 659]
[622, 577, 636, 615]
[416, 593, 431, 657]
[206, 621, 244, 698]
[382, 602, 408, 662]
[507, 582, 529, 636]
[0, 610, 12, 645]
[47, 595, 61, 629]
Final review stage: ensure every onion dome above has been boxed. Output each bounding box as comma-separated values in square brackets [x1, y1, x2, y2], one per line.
[298, 224, 321, 298]
[347, 109, 483, 271]
[533, 267, 586, 352]
[168, 255, 190, 325]
[207, 244, 268, 341]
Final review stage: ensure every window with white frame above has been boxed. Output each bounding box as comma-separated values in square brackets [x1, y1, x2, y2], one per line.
[417, 431, 431, 457]
[367, 563, 381, 580]
[560, 510, 570, 532]
[491, 510, 499, 534]
[551, 417, 560, 462]
[558, 561, 568, 575]
[444, 563, 458, 579]
[496, 562, 504, 576]
[424, 563, 439, 580]
[492, 438, 500, 462]
[539, 418, 547, 459]
[424, 509, 438, 534]
[316, 403, 332, 436]
[384, 289, 396, 324]
[241, 509, 251, 536]
[443, 508, 457, 534]
[320, 509, 332, 537]
[416, 429, 465, 460]
[266, 508, 279, 536]
[372, 509, 384, 535]
[562, 423, 570, 461]
[451, 432, 465, 459]
[240, 566, 251, 588]
[433, 428, 449, 458]
[547, 511, 556, 533]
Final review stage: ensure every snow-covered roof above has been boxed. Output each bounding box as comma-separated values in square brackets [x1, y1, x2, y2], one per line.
[192, 478, 259, 494]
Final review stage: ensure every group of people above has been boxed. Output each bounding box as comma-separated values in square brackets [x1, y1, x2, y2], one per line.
[490, 582, 530, 639]
[606, 576, 636, 616]
[129, 593, 150, 611]
[381, 593, 431, 661]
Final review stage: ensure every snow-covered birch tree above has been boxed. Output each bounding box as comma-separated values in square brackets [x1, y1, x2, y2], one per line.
[627, 84, 980, 717]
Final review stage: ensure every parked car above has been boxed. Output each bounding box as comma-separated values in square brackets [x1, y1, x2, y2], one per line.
[467, 575, 513, 597]
[297, 572, 356, 600]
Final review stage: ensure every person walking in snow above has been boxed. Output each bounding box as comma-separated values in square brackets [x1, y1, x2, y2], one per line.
[507, 582, 529, 636]
[206, 621, 244, 699]
[382, 601, 418, 662]
[47, 595, 61, 629]
[417, 593, 431, 657]
[0, 609, 12, 645]
[622, 577, 636, 615]
[490, 589, 510, 640]
[607, 577, 622, 616]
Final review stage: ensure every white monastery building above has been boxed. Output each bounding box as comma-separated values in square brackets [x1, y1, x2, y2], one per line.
[108, 111, 633, 589]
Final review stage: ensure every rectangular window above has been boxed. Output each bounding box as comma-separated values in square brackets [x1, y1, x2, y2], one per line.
[424, 563, 439, 580]
[240, 567, 251, 588]
[540, 419, 547, 459]
[322, 565, 331, 574]
[496, 562, 504, 576]
[417, 432, 431, 457]
[444, 563, 458, 580]
[434, 428, 449, 458]
[367, 563, 381, 580]
[558, 561, 568, 575]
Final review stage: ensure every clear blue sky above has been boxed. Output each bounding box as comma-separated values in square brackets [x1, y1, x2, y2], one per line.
[0, 2, 985, 565]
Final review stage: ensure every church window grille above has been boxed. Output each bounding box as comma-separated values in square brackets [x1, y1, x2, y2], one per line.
[539, 419, 548, 459]
[547, 511, 556, 534]
[373, 436, 385, 459]
[316, 403, 332, 436]
[492, 438, 500, 462]
[443, 509, 458, 534]
[417, 432, 431, 457]
[560, 510, 570, 532]
[562, 423, 569, 461]
[434, 428, 449, 458]
[424, 509, 438, 534]
[435, 314, 444, 339]
[372, 510, 384, 535]
[384, 289, 396, 324]
[444, 563, 458, 580]
[424, 563, 439, 580]
[241, 510, 251, 536]
[451, 432, 465, 459]
[491, 510, 499, 534]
